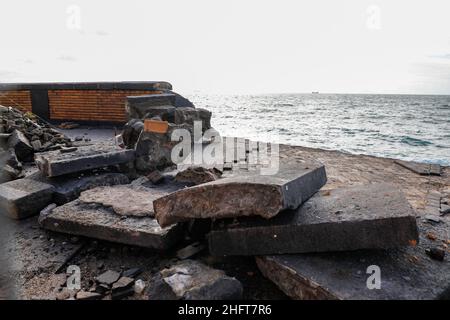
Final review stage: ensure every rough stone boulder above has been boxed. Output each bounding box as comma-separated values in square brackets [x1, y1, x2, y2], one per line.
[146, 260, 243, 300]
[154, 162, 327, 227]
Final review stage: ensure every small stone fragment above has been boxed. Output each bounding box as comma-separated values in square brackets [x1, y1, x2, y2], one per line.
[425, 247, 446, 261]
[96, 270, 121, 286]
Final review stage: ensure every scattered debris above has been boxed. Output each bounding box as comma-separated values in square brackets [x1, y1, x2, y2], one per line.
[154, 162, 327, 227]
[209, 183, 419, 256]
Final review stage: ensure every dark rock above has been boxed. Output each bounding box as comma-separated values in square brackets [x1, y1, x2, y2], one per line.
[121, 119, 144, 149]
[111, 286, 135, 300]
[426, 247, 446, 261]
[112, 277, 134, 293]
[154, 161, 327, 227]
[440, 204, 450, 215]
[7, 129, 33, 162]
[208, 183, 419, 256]
[122, 268, 143, 279]
[0, 178, 54, 219]
[147, 170, 164, 184]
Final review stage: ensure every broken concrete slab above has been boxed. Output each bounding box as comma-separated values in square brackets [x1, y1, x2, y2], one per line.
[256, 218, 450, 300]
[35, 144, 135, 177]
[0, 178, 54, 219]
[7, 129, 33, 162]
[209, 183, 419, 256]
[147, 260, 243, 300]
[154, 161, 327, 227]
[394, 159, 441, 176]
[38, 199, 183, 250]
[78, 185, 169, 217]
[28, 171, 129, 205]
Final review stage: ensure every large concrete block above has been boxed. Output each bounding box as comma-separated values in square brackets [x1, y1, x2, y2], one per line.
[0, 178, 54, 219]
[154, 162, 327, 227]
[38, 199, 182, 250]
[256, 218, 450, 300]
[35, 144, 135, 177]
[209, 183, 419, 255]
[146, 260, 243, 300]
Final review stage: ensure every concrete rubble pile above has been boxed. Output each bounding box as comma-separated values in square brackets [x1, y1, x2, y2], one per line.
[0, 105, 72, 183]
[0, 91, 448, 300]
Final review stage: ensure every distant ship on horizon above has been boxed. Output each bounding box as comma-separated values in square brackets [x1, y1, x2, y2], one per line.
[312, 91, 319, 94]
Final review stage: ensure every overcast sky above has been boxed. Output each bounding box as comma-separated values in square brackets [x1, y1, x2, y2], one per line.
[1, 0, 450, 95]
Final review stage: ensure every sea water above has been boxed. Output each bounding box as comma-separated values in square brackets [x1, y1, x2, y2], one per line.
[188, 93, 450, 165]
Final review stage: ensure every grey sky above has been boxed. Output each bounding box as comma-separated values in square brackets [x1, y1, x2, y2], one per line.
[1, 0, 450, 94]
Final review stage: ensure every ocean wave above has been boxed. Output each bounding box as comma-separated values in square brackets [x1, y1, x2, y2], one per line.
[400, 136, 433, 146]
